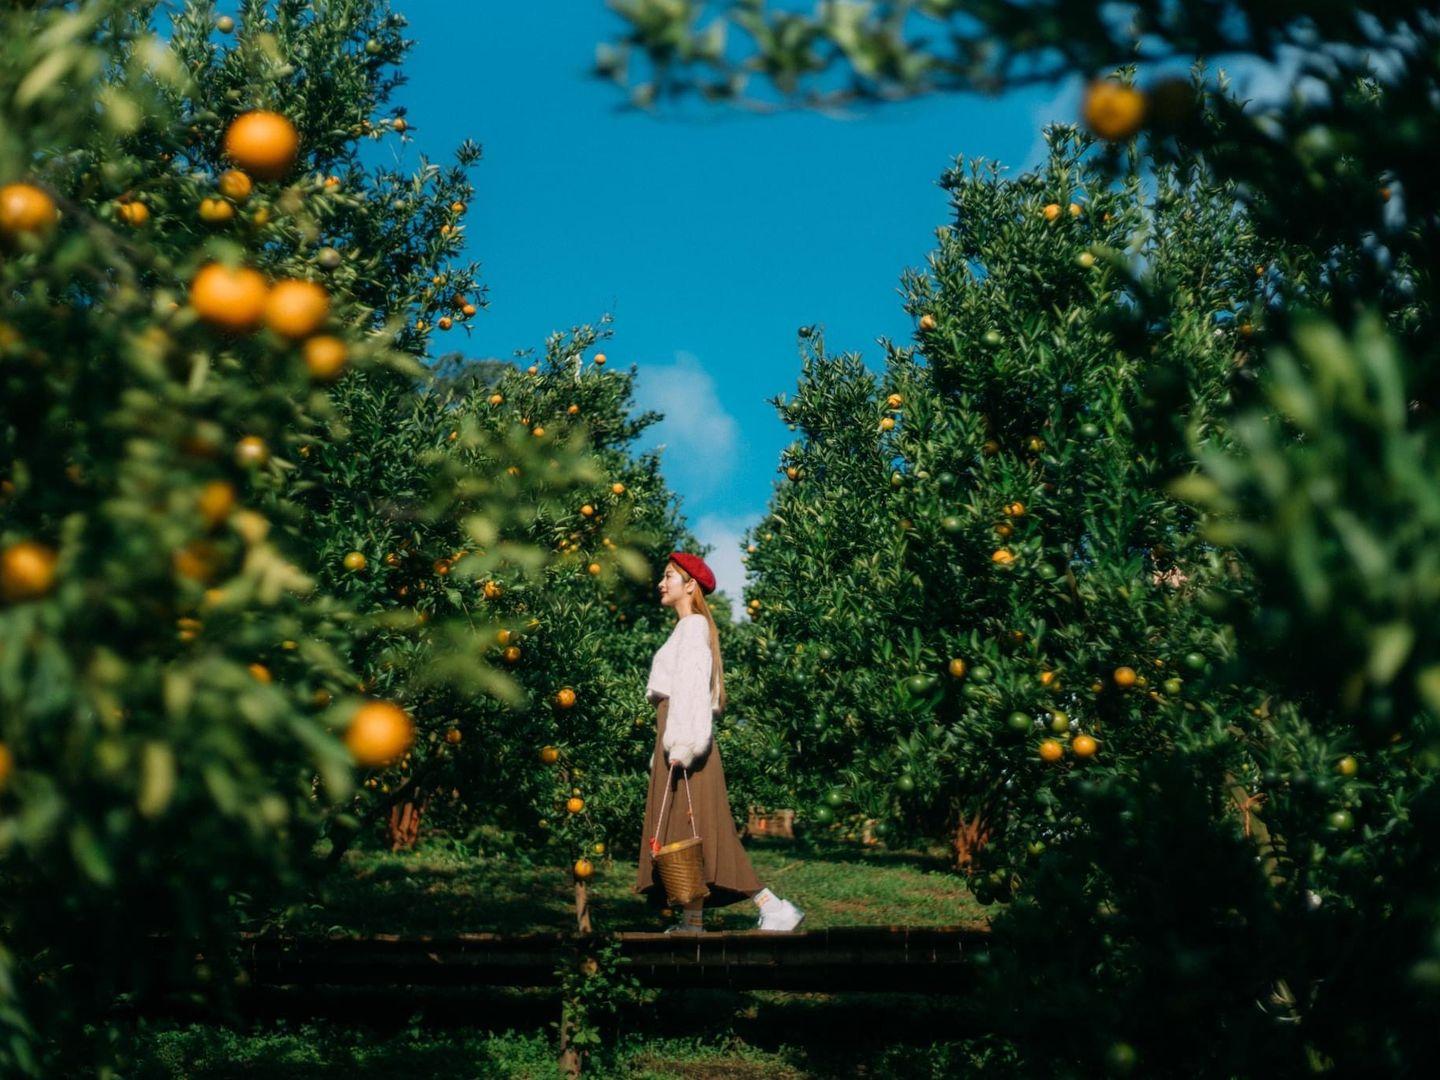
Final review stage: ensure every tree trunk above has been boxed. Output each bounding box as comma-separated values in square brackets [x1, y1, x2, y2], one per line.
[574, 879, 592, 934]
[953, 808, 993, 872]
[386, 792, 430, 852]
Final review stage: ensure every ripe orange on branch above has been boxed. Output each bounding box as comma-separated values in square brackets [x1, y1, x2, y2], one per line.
[1082, 79, 1146, 141]
[1, 541, 58, 602]
[573, 858, 594, 880]
[218, 169, 253, 201]
[1073, 734, 1098, 758]
[198, 197, 234, 223]
[539, 745, 560, 764]
[223, 110, 300, 180]
[190, 263, 269, 333]
[0, 183, 57, 239]
[264, 279, 330, 339]
[234, 435, 270, 468]
[346, 701, 414, 766]
[117, 200, 150, 226]
[556, 688, 577, 709]
[197, 481, 237, 528]
[1113, 666, 1137, 688]
[1039, 739, 1064, 762]
[304, 335, 348, 380]
[566, 796, 585, 813]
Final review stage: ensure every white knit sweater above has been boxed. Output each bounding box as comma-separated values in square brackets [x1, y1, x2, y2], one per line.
[645, 613, 718, 770]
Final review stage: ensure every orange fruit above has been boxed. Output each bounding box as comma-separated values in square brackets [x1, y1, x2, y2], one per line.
[887, 393, 904, 409]
[1, 541, 58, 602]
[532, 426, 545, 437]
[556, 687, 577, 709]
[566, 796, 584, 813]
[345, 701, 415, 766]
[0, 183, 58, 238]
[264, 279, 329, 339]
[994, 522, 1014, 539]
[483, 580, 503, 600]
[488, 393, 504, 405]
[611, 482, 626, 494]
[234, 435, 270, 468]
[1039, 739, 1064, 762]
[502, 645, 521, 664]
[1005, 501, 1026, 518]
[197, 481, 237, 528]
[879, 417, 895, 431]
[1082, 80, 1146, 141]
[567, 404, 580, 415]
[223, 111, 300, 180]
[1039, 670, 1057, 688]
[991, 549, 1015, 565]
[948, 658, 967, 678]
[303, 335, 348, 380]
[451, 200, 466, 213]
[218, 169, 253, 201]
[445, 727, 462, 745]
[248, 662, 272, 684]
[1337, 755, 1358, 777]
[527, 365, 539, 374]
[117, 200, 150, 226]
[540, 745, 560, 764]
[573, 858, 594, 880]
[172, 541, 219, 583]
[393, 118, 407, 132]
[580, 504, 595, 517]
[0, 741, 13, 789]
[437, 316, 453, 331]
[1043, 203, 1061, 222]
[198, 197, 234, 223]
[1068, 202, 1082, 217]
[462, 304, 477, 317]
[1073, 734, 1098, 758]
[1113, 666, 1137, 688]
[587, 562, 601, 576]
[190, 263, 269, 333]
[919, 314, 937, 331]
[343, 551, 367, 572]
[594, 353, 606, 366]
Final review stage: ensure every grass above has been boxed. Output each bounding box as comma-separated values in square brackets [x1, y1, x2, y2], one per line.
[275, 834, 988, 937]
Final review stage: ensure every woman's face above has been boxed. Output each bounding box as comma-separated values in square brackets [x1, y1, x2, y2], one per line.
[658, 564, 689, 608]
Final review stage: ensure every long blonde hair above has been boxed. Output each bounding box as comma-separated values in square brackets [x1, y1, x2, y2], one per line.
[669, 559, 727, 715]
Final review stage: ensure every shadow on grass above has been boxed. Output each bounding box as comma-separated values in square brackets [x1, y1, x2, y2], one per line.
[279, 833, 980, 938]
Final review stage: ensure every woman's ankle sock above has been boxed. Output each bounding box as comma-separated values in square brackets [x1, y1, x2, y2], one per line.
[684, 907, 704, 927]
[752, 887, 778, 909]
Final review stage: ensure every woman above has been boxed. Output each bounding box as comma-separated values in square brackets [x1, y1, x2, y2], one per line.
[633, 551, 805, 934]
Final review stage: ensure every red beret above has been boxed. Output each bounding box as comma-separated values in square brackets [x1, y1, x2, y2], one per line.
[669, 551, 716, 595]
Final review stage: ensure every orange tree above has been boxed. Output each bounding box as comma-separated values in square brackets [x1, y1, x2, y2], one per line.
[723, 122, 1284, 873]
[367, 327, 723, 899]
[0, 1, 613, 1072]
[601, 1, 1440, 1072]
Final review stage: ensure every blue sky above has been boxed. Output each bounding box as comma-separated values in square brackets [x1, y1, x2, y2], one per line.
[376, 3, 1082, 610]
[371, 4, 1293, 611]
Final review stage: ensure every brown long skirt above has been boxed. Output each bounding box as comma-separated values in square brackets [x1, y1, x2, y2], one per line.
[634, 697, 762, 909]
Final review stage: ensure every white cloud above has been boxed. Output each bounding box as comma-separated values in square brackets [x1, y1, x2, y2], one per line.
[634, 351, 739, 498]
[692, 510, 766, 621]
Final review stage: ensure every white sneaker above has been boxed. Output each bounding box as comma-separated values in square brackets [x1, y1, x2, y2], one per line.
[756, 898, 805, 932]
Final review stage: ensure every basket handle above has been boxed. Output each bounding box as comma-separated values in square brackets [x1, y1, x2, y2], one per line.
[649, 762, 700, 854]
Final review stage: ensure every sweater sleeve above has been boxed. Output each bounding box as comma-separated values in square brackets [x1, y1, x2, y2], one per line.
[661, 615, 714, 769]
